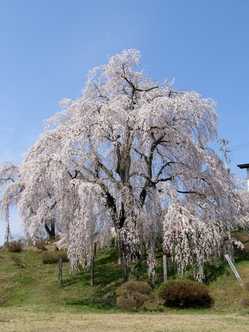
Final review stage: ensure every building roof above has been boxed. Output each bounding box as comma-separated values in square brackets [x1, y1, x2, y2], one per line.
[238, 163, 249, 169]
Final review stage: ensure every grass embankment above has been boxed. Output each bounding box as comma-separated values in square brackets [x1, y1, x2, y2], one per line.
[0, 247, 122, 311]
[1, 247, 249, 331]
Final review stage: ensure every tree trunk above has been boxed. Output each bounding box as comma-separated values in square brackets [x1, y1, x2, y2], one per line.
[116, 231, 129, 281]
[45, 219, 56, 240]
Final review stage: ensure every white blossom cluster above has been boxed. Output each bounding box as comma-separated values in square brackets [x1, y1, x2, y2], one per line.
[163, 203, 226, 280]
[67, 182, 112, 269]
[0, 163, 22, 243]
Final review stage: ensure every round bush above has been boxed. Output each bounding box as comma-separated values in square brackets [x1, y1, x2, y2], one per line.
[116, 280, 152, 311]
[158, 279, 213, 308]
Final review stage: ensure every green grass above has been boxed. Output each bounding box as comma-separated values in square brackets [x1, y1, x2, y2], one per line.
[1, 248, 249, 331]
[209, 260, 249, 312]
[1, 247, 249, 313]
[0, 247, 123, 312]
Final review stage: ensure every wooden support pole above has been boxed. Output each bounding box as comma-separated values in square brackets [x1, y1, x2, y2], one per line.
[163, 254, 168, 283]
[58, 256, 63, 286]
[90, 242, 97, 287]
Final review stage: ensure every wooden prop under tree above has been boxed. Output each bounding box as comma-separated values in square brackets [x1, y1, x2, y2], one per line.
[58, 256, 63, 286]
[90, 242, 97, 287]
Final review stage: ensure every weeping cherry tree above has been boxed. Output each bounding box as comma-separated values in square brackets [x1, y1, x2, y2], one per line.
[18, 49, 245, 281]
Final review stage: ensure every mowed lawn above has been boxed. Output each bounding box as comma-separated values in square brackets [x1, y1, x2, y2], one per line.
[1, 309, 249, 332]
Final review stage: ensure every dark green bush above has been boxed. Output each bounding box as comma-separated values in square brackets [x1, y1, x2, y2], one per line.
[129, 260, 147, 280]
[116, 280, 152, 311]
[203, 259, 226, 284]
[42, 251, 69, 264]
[8, 241, 23, 253]
[42, 252, 57, 264]
[158, 279, 213, 308]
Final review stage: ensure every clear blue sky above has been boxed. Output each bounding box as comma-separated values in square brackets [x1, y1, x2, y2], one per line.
[0, 0, 249, 178]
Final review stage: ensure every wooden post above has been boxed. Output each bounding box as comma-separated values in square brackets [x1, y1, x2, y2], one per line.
[163, 254, 167, 283]
[4, 209, 11, 247]
[58, 256, 63, 286]
[90, 242, 97, 287]
[5, 222, 10, 247]
[224, 254, 244, 287]
[121, 253, 129, 281]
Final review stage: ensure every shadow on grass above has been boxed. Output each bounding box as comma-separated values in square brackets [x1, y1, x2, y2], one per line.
[63, 248, 123, 309]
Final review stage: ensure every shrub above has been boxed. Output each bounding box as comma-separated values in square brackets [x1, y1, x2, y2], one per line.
[203, 259, 226, 284]
[142, 296, 163, 312]
[116, 280, 152, 311]
[0, 296, 7, 305]
[129, 260, 147, 280]
[7, 241, 23, 253]
[158, 279, 213, 308]
[240, 297, 249, 307]
[42, 251, 69, 264]
[42, 252, 58, 264]
[35, 240, 48, 251]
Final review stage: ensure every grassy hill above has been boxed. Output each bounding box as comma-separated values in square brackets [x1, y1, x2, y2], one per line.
[0, 246, 124, 312]
[1, 245, 249, 313]
[1, 246, 249, 331]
